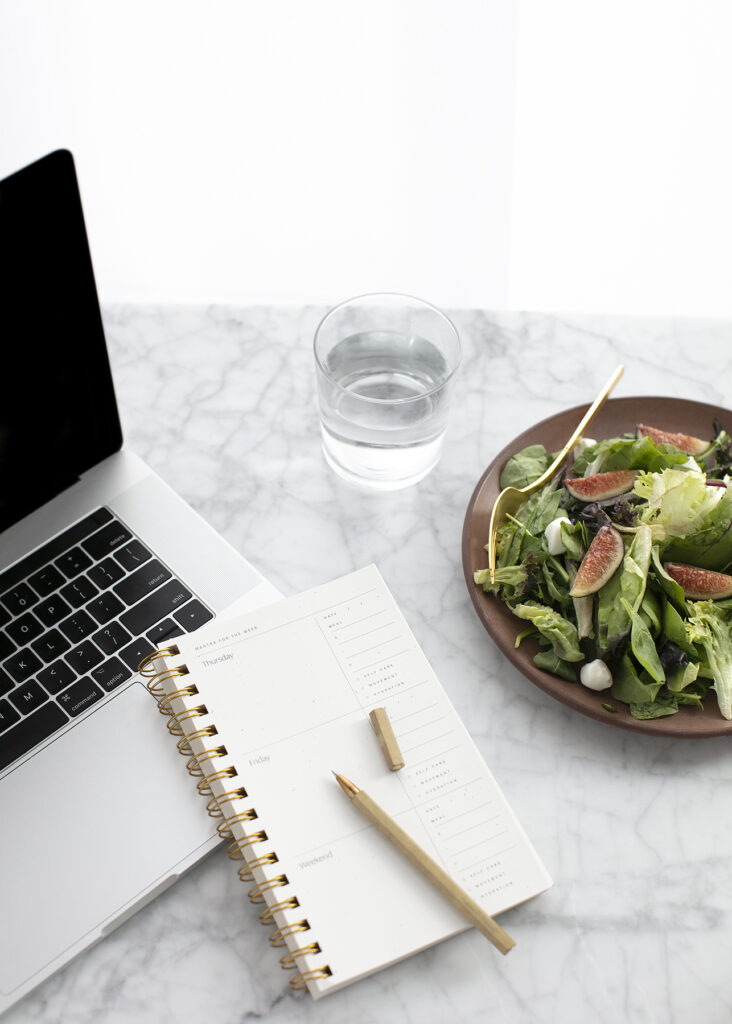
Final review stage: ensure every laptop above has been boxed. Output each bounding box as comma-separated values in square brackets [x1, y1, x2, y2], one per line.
[0, 150, 280, 1014]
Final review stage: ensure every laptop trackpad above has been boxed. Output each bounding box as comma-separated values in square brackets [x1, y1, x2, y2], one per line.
[0, 682, 217, 995]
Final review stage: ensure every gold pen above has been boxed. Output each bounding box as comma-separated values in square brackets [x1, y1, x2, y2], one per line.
[333, 772, 515, 955]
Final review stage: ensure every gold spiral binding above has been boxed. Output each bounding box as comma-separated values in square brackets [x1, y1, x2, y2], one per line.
[137, 645, 180, 676]
[270, 920, 310, 947]
[167, 704, 208, 736]
[237, 851, 279, 882]
[258, 896, 299, 924]
[248, 875, 289, 904]
[226, 831, 268, 860]
[157, 685, 199, 716]
[145, 666, 190, 697]
[289, 966, 333, 990]
[185, 746, 227, 777]
[216, 808, 258, 838]
[279, 942, 321, 969]
[197, 765, 236, 796]
[176, 725, 217, 755]
[206, 788, 247, 818]
[141, 645, 333, 990]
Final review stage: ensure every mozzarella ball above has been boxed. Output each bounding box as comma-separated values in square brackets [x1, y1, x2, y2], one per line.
[580, 660, 613, 691]
[544, 516, 572, 556]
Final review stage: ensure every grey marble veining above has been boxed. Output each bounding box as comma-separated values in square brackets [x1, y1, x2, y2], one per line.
[9, 306, 732, 1024]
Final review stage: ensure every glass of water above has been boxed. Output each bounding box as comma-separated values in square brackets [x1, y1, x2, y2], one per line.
[314, 293, 461, 489]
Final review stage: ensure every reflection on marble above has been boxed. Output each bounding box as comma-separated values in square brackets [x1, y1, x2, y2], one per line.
[9, 307, 732, 1024]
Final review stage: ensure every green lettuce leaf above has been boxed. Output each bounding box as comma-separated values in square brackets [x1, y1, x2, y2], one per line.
[510, 602, 584, 662]
[572, 435, 691, 477]
[636, 469, 732, 568]
[686, 600, 732, 719]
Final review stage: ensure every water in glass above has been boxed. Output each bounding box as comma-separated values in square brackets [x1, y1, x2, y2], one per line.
[318, 329, 452, 488]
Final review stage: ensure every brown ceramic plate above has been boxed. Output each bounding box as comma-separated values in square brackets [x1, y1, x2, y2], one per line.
[462, 395, 732, 737]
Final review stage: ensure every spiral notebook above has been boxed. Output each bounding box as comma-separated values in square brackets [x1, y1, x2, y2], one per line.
[143, 566, 551, 998]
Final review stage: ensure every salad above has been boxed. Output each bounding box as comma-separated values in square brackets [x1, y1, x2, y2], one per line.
[474, 421, 732, 721]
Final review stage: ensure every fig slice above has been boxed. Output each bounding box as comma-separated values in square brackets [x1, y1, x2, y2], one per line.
[569, 525, 624, 597]
[637, 423, 709, 456]
[565, 470, 637, 502]
[663, 562, 732, 600]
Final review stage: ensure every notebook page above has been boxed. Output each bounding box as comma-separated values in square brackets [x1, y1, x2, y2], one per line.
[175, 565, 551, 996]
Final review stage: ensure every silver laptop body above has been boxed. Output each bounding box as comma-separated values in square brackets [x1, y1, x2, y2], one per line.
[0, 151, 279, 1014]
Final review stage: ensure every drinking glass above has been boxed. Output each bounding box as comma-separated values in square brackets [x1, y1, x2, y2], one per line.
[314, 293, 461, 489]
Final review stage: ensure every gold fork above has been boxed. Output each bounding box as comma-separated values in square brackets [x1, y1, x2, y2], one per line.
[486, 364, 625, 583]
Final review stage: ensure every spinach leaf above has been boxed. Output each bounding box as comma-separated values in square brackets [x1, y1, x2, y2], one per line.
[640, 587, 662, 637]
[666, 661, 700, 693]
[621, 597, 665, 683]
[630, 692, 679, 719]
[650, 545, 686, 612]
[662, 600, 698, 658]
[597, 526, 652, 654]
[499, 444, 552, 490]
[533, 649, 577, 682]
[610, 653, 663, 704]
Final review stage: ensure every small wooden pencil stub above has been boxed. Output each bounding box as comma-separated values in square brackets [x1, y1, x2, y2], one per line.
[369, 707, 405, 771]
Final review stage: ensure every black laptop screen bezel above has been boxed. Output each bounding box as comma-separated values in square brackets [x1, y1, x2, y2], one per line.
[0, 149, 123, 533]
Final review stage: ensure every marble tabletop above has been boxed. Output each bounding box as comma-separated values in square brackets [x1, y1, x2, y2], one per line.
[11, 306, 732, 1024]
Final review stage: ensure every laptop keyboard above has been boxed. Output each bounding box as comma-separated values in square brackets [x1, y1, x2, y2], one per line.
[0, 507, 213, 772]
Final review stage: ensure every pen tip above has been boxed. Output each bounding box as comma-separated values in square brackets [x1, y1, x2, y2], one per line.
[332, 772, 359, 797]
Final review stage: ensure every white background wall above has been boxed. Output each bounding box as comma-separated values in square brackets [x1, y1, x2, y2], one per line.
[2, 0, 731, 316]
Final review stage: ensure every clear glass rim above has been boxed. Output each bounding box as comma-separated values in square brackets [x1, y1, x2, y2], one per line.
[313, 291, 462, 406]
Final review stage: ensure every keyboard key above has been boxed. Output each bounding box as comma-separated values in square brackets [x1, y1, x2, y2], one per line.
[60, 576, 99, 609]
[3, 649, 42, 684]
[173, 600, 214, 632]
[65, 640, 104, 675]
[113, 559, 171, 607]
[0, 632, 16, 662]
[86, 592, 125, 626]
[114, 540, 152, 572]
[91, 657, 132, 692]
[59, 610, 97, 643]
[6, 612, 44, 647]
[28, 565, 65, 598]
[37, 659, 76, 695]
[55, 547, 93, 580]
[36, 595, 73, 628]
[146, 618, 184, 645]
[0, 668, 14, 698]
[88, 558, 125, 590]
[118, 636, 155, 673]
[0, 606, 9, 628]
[119, 579, 192, 636]
[82, 521, 132, 561]
[0, 698, 20, 733]
[8, 680, 48, 716]
[0, 702, 68, 770]
[0, 508, 111, 597]
[1, 583, 39, 616]
[92, 621, 132, 656]
[31, 628, 71, 664]
[56, 678, 103, 718]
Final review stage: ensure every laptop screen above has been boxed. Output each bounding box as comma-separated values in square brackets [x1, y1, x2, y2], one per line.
[0, 150, 123, 534]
